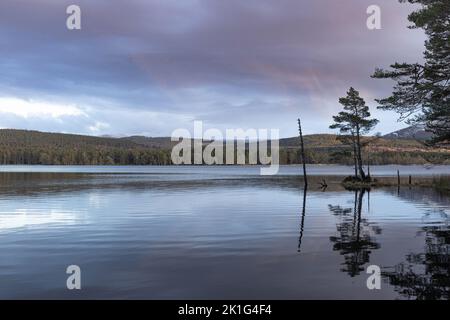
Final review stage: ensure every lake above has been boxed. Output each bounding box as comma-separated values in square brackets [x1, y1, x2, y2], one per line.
[0, 165, 449, 299]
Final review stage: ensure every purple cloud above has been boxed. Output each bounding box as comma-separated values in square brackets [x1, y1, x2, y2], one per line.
[0, 0, 426, 136]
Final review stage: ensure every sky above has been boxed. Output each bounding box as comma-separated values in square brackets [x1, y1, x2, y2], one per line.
[0, 0, 426, 138]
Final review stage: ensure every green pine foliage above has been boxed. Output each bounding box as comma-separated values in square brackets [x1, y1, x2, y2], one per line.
[329, 88, 379, 179]
[372, 0, 450, 145]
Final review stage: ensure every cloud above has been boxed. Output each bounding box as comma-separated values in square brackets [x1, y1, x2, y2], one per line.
[0, 0, 426, 136]
[0, 96, 194, 136]
[0, 97, 86, 118]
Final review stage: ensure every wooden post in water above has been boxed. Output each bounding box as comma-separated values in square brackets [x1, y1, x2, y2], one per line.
[397, 170, 400, 186]
[409, 175, 412, 185]
[298, 118, 308, 188]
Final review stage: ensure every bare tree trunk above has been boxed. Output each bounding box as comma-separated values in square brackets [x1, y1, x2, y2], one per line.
[298, 118, 308, 187]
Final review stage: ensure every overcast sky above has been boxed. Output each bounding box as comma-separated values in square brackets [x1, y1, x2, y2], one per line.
[0, 0, 425, 137]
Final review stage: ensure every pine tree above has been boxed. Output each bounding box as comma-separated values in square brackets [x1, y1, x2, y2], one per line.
[372, 0, 449, 145]
[330, 88, 379, 180]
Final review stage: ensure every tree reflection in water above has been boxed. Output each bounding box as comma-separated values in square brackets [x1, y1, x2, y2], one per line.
[382, 225, 450, 300]
[329, 189, 381, 277]
[328, 188, 450, 299]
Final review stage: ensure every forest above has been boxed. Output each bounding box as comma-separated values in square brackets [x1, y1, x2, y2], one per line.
[0, 129, 448, 166]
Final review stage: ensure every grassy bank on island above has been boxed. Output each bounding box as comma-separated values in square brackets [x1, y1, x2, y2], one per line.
[340, 175, 450, 195]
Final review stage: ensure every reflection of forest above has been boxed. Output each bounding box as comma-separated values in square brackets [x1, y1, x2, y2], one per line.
[329, 189, 381, 277]
[381, 186, 450, 299]
[383, 225, 450, 300]
[0, 173, 347, 197]
[386, 186, 450, 210]
[327, 187, 450, 299]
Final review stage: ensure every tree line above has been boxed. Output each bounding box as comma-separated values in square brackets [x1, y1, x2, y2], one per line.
[0, 130, 172, 165]
[0, 147, 172, 165]
[0, 142, 446, 166]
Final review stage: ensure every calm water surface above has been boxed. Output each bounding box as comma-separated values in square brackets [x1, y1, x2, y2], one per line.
[0, 165, 449, 299]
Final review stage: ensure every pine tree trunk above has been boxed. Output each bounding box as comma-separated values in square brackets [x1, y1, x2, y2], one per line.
[355, 127, 366, 180]
[352, 137, 358, 178]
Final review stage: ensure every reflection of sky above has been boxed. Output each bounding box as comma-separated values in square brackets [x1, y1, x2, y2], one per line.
[0, 208, 80, 232]
[0, 164, 449, 177]
[0, 181, 446, 241]
[350, 191, 449, 225]
[0, 174, 448, 299]
[0, 194, 87, 233]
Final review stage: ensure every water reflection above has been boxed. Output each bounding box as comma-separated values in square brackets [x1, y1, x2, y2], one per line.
[326, 187, 450, 299]
[382, 225, 450, 300]
[0, 170, 448, 299]
[328, 189, 382, 277]
[0, 208, 79, 232]
[298, 187, 307, 252]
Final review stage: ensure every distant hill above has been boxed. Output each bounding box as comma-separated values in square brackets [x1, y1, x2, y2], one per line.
[120, 136, 174, 149]
[0, 129, 448, 165]
[0, 129, 171, 165]
[383, 125, 433, 140]
[0, 129, 141, 148]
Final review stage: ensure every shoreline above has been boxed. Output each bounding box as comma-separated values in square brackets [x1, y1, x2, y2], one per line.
[340, 176, 450, 193]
